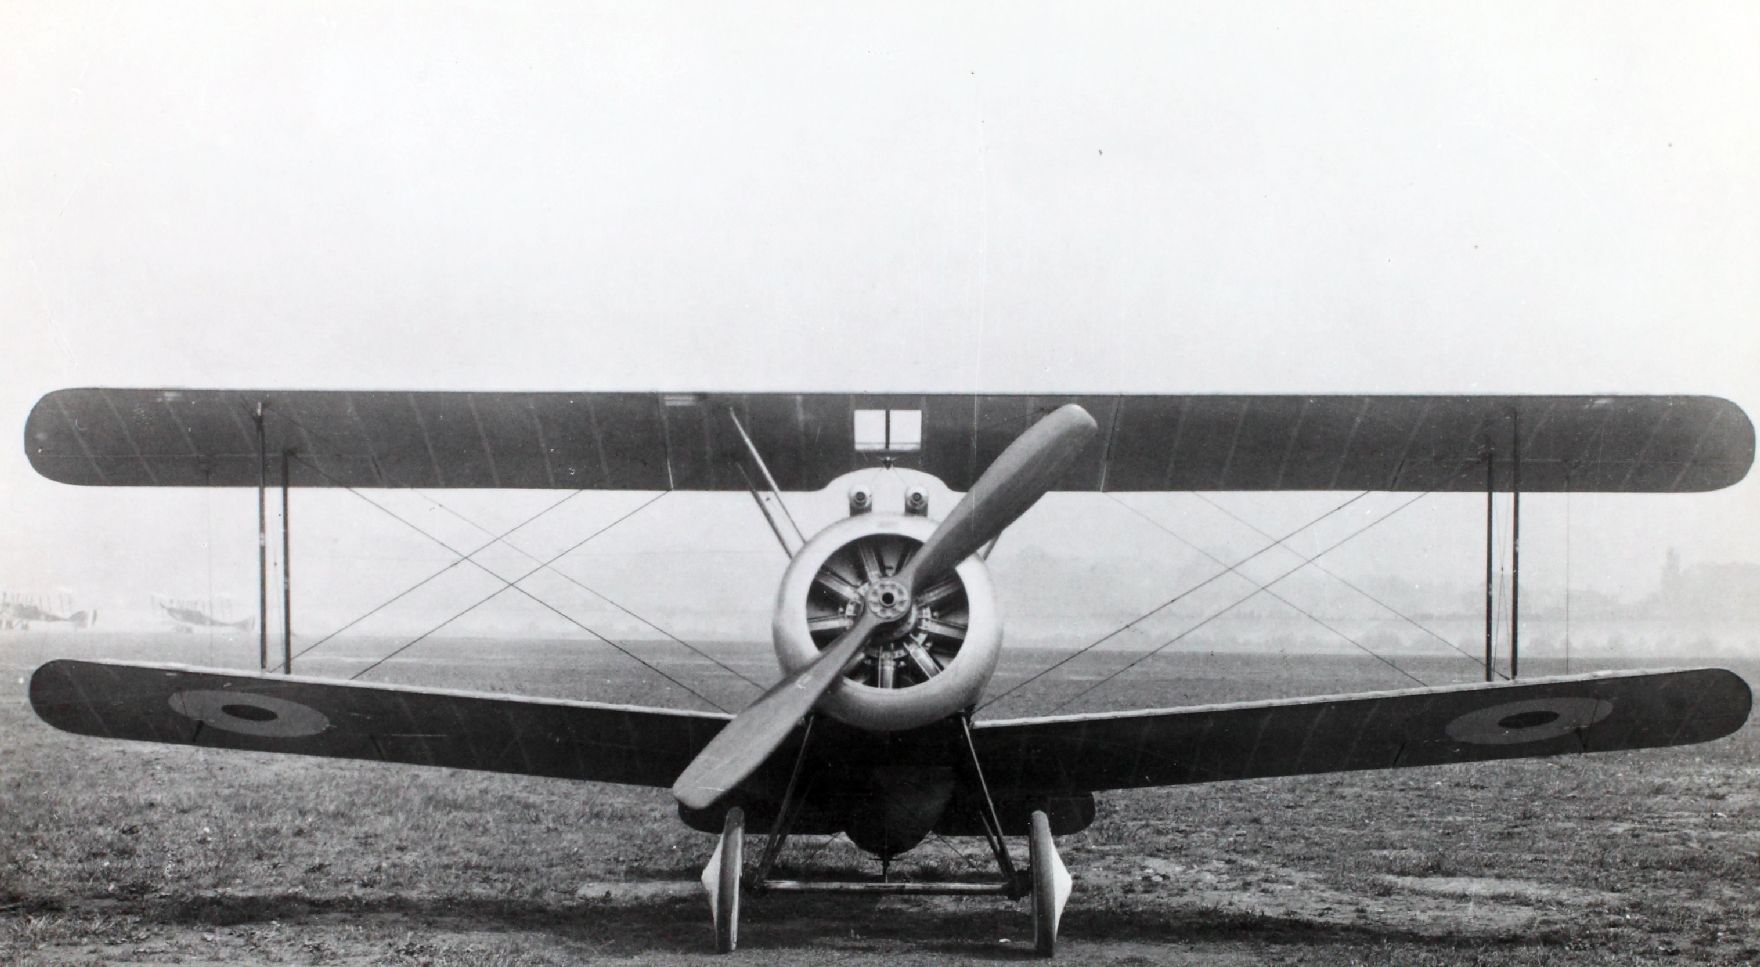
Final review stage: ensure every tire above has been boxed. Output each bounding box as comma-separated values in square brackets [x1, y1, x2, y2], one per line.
[715, 808, 743, 954]
[1029, 809, 1061, 957]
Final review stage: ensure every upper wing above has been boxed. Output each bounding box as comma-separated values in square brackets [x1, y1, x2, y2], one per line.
[26, 389, 1754, 493]
[29, 659, 730, 788]
[971, 669, 1751, 792]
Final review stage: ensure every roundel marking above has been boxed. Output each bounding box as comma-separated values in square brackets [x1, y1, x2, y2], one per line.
[168, 689, 331, 738]
[1444, 696, 1613, 746]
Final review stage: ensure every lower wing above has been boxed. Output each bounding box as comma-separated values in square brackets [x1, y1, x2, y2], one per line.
[972, 668, 1751, 792]
[33, 661, 1751, 795]
[29, 659, 731, 788]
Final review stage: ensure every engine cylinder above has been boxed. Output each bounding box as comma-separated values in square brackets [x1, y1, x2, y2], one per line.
[772, 513, 1000, 732]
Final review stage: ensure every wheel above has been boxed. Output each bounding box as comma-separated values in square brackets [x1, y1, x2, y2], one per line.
[699, 807, 743, 953]
[1028, 809, 1071, 957]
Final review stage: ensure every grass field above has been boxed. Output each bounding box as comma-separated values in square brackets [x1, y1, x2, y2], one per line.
[3, 631, 1757, 965]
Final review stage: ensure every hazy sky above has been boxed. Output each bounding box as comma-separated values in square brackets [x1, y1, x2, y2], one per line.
[3, 3, 1756, 647]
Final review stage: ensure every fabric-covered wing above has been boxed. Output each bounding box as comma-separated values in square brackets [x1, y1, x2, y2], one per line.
[971, 669, 1751, 792]
[29, 659, 730, 787]
[27, 389, 1754, 492]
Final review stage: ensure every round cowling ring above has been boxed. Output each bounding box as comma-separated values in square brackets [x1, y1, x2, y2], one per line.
[772, 513, 1001, 732]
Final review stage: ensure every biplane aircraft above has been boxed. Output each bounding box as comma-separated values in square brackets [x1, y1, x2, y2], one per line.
[23, 388, 1757, 955]
[152, 593, 256, 634]
[1, 589, 93, 630]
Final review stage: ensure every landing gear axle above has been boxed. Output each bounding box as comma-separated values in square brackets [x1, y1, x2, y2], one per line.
[697, 805, 1071, 956]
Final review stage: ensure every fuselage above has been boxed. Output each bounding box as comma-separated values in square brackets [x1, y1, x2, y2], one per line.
[675, 714, 1094, 856]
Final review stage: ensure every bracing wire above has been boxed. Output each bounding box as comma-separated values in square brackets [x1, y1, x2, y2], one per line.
[927, 831, 986, 877]
[273, 408, 762, 689]
[978, 492, 1373, 712]
[1135, 493, 1438, 684]
[796, 833, 843, 870]
[290, 488, 584, 661]
[411, 486, 763, 688]
[1189, 491, 1501, 679]
[1041, 492, 1436, 715]
[330, 485, 729, 710]
[285, 453, 726, 710]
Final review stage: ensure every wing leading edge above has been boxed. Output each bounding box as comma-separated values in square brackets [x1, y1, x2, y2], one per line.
[29, 659, 731, 788]
[971, 669, 1751, 792]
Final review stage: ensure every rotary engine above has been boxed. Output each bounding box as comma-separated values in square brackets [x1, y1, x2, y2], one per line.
[772, 485, 1002, 733]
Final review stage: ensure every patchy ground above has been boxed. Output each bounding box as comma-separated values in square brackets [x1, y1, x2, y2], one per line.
[3, 632, 1757, 965]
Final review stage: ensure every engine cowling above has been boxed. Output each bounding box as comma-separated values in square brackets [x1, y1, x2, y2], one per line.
[772, 511, 1001, 732]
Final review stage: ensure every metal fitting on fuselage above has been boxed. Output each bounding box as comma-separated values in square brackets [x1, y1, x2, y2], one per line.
[904, 486, 929, 516]
[848, 485, 873, 515]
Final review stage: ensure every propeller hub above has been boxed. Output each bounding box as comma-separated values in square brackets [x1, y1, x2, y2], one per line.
[863, 578, 912, 623]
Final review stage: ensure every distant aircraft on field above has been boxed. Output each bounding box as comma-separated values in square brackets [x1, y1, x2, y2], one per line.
[151, 593, 256, 633]
[1, 589, 93, 630]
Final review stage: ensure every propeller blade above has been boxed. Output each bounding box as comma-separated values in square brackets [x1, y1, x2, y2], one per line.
[672, 611, 881, 810]
[898, 403, 1097, 591]
[670, 403, 1095, 810]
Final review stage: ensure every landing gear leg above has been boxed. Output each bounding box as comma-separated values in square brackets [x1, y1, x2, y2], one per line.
[954, 716, 1067, 952]
[751, 716, 816, 890]
[954, 715, 1021, 893]
[700, 807, 744, 953]
[1028, 810, 1071, 958]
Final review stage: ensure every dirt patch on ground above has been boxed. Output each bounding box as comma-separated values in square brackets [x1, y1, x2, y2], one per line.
[1385, 874, 1621, 906]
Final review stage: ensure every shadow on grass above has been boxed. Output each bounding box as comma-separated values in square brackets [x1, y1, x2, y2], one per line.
[33, 886, 1583, 959]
